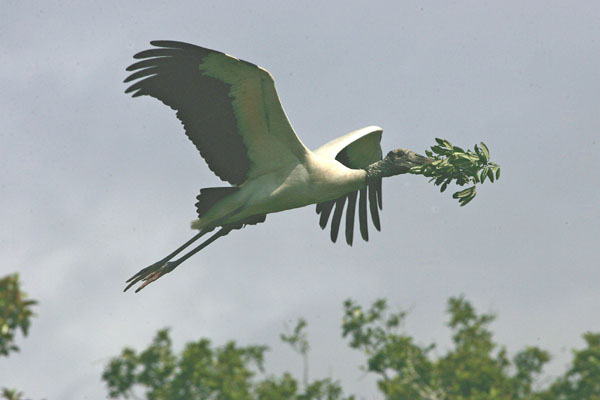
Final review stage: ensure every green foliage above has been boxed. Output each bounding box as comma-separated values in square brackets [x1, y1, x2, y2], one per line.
[1, 274, 41, 400]
[3, 270, 599, 399]
[254, 373, 299, 399]
[0, 389, 42, 400]
[0, 273, 37, 357]
[281, 318, 310, 357]
[102, 329, 268, 399]
[342, 297, 551, 400]
[102, 327, 352, 400]
[342, 298, 442, 399]
[300, 378, 347, 400]
[1, 388, 25, 400]
[281, 318, 310, 389]
[536, 332, 600, 400]
[101, 297, 598, 400]
[410, 139, 501, 206]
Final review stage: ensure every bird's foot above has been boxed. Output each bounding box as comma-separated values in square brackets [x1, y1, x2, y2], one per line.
[124, 260, 178, 293]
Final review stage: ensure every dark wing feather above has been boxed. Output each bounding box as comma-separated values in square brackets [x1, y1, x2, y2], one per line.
[376, 178, 383, 210]
[195, 187, 240, 218]
[368, 184, 381, 231]
[125, 41, 308, 186]
[125, 41, 250, 184]
[358, 188, 369, 241]
[318, 200, 335, 229]
[345, 191, 358, 246]
[225, 213, 267, 231]
[330, 197, 346, 243]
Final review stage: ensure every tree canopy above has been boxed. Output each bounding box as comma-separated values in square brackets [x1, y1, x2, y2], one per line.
[0, 274, 37, 357]
[101, 296, 600, 400]
[2, 272, 599, 399]
[1, 273, 38, 400]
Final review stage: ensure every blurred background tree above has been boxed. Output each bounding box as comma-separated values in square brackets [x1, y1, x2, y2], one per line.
[0, 273, 38, 400]
[102, 295, 600, 400]
[535, 332, 600, 400]
[2, 271, 598, 399]
[0, 274, 37, 357]
[341, 297, 552, 399]
[101, 322, 350, 400]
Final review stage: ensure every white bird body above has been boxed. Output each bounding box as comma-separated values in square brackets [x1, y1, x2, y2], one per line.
[191, 149, 368, 230]
[123, 41, 427, 291]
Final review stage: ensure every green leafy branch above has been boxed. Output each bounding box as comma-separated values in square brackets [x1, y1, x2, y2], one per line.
[410, 138, 501, 206]
[1, 274, 38, 357]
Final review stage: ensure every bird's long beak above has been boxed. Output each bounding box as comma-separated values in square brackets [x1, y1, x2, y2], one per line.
[406, 151, 432, 166]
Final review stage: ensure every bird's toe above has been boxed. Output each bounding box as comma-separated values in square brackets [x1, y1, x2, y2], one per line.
[124, 261, 177, 293]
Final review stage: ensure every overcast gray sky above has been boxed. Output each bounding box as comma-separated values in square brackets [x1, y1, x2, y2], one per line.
[2, 1, 599, 398]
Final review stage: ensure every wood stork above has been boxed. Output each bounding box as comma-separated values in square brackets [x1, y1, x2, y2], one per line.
[123, 41, 430, 292]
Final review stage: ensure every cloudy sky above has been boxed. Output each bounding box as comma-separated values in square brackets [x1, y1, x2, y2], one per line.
[2, 1, 599, 398]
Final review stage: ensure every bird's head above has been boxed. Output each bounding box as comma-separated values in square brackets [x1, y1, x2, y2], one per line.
[382, 148, 431, 176]
[365, 148, 431, 184]
[365, 149, 433, 182]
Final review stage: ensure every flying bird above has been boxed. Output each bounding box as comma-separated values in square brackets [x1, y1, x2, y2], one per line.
[123, 41, 429, 292]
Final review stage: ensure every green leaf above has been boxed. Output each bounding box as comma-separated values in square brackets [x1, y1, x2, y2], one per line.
[435, 138, 453, 149]
[431, 145, 447, 155]
[453, 187, 474, 199]
[480, 142, 490, 162]
[480, 168, 488, 183]
[421, 138, 499, 209]
[468, 153, 480, 162]
[487, 168, 495, 183]
[459, 196, 475, 206]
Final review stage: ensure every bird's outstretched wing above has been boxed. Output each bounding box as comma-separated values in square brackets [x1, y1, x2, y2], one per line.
[125, 41, 309, 185]
[313, 127, 383, 245]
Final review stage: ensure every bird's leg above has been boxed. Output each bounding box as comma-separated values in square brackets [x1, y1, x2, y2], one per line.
[124, 230, 209, 292]
[124, 205, 248, 293]
[124, 227, 231, 293]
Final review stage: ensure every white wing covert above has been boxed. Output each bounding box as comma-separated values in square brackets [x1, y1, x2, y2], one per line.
[313, 127, 384, 245]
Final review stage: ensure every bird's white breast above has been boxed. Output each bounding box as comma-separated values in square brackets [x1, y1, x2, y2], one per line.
[250, 153, 366, 213]
[191, 153, 367, 229]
